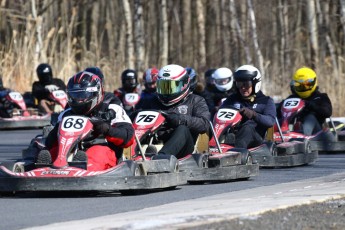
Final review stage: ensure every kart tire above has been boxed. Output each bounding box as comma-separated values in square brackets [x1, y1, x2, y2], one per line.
[241, 152, 253, 165]
[192, 153, 208, 168]
[125, 161, 144, 176]
[266, 141, 277, 156]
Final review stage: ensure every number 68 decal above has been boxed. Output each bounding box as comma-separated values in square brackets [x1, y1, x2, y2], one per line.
[135, 111, 159, 125]
[216, 108, 238, 121]
[61, 116, 88, 132]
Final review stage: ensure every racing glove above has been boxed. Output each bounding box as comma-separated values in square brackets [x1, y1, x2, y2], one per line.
[90, 117, 110, 136]
[239, 107, 256, 120]
[165, 112, 187, 128]
[100, 109, 116, 122]
[45, 85, 59, 92]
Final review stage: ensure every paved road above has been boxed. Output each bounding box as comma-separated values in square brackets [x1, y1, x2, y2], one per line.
[0, 129, 344, 230]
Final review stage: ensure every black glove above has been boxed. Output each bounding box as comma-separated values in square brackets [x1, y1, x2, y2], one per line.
[239, 107, 256, 120]
[90, 117, 110, 136]
[100, 109, 116, 122]
[164, 112, 187, 128]
[1, 97, 12, 109]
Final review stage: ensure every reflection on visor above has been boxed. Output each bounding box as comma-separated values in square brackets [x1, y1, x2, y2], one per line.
[157, 79, 187, 95]
[236, 81, 252, 88]
[68, 89, 94, 102]
[293, 79, 316, 92]
[215, 77, 231, 85]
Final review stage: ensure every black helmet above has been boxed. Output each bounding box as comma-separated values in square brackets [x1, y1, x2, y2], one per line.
[121, 69, 138, 91]
[36, 63, 53, 84]
[84, 67, 104, 86]
[204, 68, 216, 88]
[67, 71, 104, 115]
[185, 67, 197, 92]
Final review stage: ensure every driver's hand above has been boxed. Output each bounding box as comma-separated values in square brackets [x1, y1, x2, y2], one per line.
[45, 85, 59, 92]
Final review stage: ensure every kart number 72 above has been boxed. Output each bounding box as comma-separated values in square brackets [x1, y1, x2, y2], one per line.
[216, 108, 238, 121]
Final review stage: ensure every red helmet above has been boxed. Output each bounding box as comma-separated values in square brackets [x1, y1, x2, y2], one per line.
[156, 64, 190, 106]
[67, 71, 104, 115]
[143, 67, 159, 92]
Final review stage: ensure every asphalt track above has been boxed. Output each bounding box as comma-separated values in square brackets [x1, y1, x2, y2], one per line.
[0, 129, 344, 230]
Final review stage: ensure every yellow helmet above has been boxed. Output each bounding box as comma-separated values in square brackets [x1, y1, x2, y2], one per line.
[292, 67, 317, 98]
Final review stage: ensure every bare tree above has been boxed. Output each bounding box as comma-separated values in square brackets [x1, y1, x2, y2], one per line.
[307, 0, 318, 69]
[159, 0, 168, 66]
[122, 0, 135, 69]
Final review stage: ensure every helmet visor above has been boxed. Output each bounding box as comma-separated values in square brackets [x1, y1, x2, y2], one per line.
[236, 81, 252, 89]
[215, 77, 232, 86]
[157, 79, 188, 95]
[292, 79, 316, 92]
[67, 87, 98, 102]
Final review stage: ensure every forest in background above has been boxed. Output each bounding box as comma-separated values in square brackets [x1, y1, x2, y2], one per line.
[0, 0, 344, 115]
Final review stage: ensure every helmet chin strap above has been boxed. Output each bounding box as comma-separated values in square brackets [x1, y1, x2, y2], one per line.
[243, 94, 256, 102]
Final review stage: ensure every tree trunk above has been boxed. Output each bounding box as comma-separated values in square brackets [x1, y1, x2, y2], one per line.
[196, 0, 206, 75]
[122, 0, 135, 69]
[134, 0, 144, 74]
[159, 0, 168, 66]
[247, 0, 265, 91]
[307, 0, 318, 69]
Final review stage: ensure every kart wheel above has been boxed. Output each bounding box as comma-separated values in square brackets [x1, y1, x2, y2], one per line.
[239, 150, 251, 165]
[192, 153, 208, 168]
[241, 152, 253, 165]
[304, 140, 312, 154]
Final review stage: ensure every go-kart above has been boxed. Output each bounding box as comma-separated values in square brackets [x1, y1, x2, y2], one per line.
[128, 110, 258, 184]
[0, 114, 184, 194]
[122, 93, 140, 116]
[276, 97, 345, 153]
[210, 107, 317, 168]
[0, 91, 50, 129]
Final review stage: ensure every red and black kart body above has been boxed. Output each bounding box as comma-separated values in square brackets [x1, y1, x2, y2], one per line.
[131, 110, 258, 183]
[0, 115, 184, 194]
[210, 107, 317, 168]
[0, 91, 50, 129]
[276, 97, 345, 153]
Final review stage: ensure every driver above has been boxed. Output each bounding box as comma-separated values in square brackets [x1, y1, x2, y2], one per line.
[37, 70, 135, 171]
[220, 65, 276, 149]
[32, 63, 67, 114]
[0, 77, 13, 118]
[135, 64, 210, 159]
[276, 67, 332, 135]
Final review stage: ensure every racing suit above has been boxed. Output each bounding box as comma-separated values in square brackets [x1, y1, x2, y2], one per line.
[45, 93, 135, 171]
[276, 88, 332, 135]
[221, 91, 276, 148]
[32, 78, 67, 113]
[136, 93, 210, 158]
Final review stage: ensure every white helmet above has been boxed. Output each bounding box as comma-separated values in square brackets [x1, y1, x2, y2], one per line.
[212, 67, 233, 92]
[233, 65, 262, 94]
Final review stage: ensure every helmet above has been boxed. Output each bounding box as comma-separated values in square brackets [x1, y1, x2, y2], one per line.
[36, 63, 53, 84]
[121, 69, 138, 91]
[185, 67, 197, 92]
[84, 67, 104, 86]
[66, 71, 104, 115]
[234, 65, 262, 95]
[212, 67, 233, 92]
[157, 64, 190, 106]
[143, 67, 159, 92]
[292, 67, 317, 98]
[205, 68, 216, 88]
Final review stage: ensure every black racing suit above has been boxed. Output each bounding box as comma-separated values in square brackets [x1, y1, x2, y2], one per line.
[136, 93, 211, 158]
[32, 78, 67, 101]
[221, 91, 276, 148]
[45, 93, 134, 160]
[276, 88, 332, 135]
